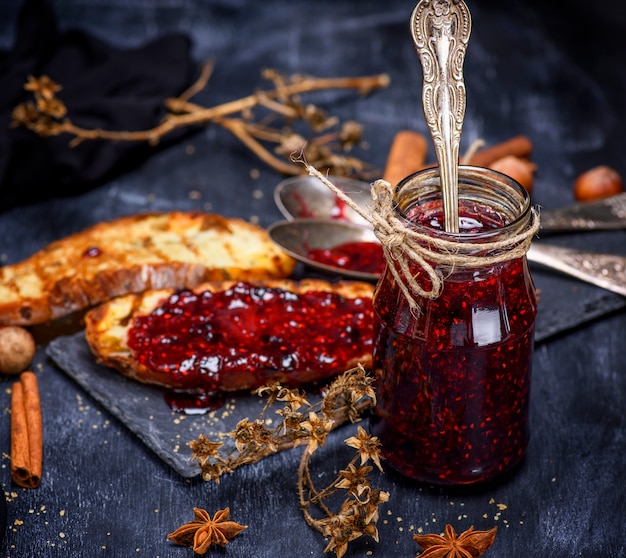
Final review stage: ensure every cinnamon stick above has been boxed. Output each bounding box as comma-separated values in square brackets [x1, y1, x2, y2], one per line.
[11, 371, 42, 488]
[466, 135, 533, 168]
[383, 130, 428, 186]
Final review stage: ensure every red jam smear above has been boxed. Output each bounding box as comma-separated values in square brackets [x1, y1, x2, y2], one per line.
[127, 282, 373, 412]
[307, 241, 385, 275]
[371, 202, 536, 484]
[164, 390, 224, 415]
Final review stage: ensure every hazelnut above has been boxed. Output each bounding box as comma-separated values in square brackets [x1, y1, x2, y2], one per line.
[489, 155, 536, 193]
[573, 165, 624, 202]
[0, 326, 36, 375]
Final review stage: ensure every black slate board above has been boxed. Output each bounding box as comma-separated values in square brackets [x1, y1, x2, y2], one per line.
[46, 332, 271, 477]
[46, 266, 625, 478]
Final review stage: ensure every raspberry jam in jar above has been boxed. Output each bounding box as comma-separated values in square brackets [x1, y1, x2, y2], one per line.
[370, 166, 538, 485]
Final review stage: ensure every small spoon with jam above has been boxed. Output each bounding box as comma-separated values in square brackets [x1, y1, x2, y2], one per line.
[267, 219, 383, 281]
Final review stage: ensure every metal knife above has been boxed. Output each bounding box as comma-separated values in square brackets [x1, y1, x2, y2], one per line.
[529, 193, 626, 296]
[539, 192, 626, 232]
[528, 243, 626, 297]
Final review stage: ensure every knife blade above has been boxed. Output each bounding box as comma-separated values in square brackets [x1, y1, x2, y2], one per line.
[528, 243, 626, 297]
[539, 192, 626, 232]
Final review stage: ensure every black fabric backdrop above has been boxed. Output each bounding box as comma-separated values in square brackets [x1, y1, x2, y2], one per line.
[0, 0, 196, 211]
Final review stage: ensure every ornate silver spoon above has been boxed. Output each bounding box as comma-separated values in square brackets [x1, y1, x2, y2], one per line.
[411, 0, 471, 232]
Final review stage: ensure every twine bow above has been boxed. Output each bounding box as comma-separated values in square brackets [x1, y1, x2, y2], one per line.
[305, 166, 539, 312]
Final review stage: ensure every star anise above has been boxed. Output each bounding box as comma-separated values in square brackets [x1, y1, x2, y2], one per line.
[413, 524, 498, 558]
[167, 507, 247, 554]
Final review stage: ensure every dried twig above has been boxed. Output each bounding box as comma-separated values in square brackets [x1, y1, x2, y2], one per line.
[12, 66, 390, 177]
[189, 366, 388, 558]
[177, 58, 216, 103]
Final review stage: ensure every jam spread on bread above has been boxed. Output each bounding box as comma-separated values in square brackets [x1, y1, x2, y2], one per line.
[126, 281, 373, 398]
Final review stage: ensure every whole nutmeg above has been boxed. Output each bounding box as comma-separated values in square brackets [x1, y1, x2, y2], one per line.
[0, 326, 36, 375]
[489, 155, 536, 193]
[574, 165, 624, 202]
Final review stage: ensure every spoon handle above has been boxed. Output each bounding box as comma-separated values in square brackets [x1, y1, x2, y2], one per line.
[411, 0, 471, 233]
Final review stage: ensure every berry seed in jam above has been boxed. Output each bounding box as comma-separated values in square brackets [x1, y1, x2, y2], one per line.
[371, 181, 536, 485]
[127, 282, 373, 413]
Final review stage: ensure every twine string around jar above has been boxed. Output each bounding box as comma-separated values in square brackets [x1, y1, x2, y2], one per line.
[305, 165, 540, 312]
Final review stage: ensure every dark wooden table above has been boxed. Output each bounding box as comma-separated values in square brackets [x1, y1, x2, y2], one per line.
[1, 1, 625, 556]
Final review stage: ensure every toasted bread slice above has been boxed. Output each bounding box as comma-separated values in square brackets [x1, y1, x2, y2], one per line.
[85, 279, 374, 392]
[0, 212, 296, 326]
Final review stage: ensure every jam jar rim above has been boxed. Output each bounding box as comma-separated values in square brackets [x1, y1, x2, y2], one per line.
[393, 165, 532, 242]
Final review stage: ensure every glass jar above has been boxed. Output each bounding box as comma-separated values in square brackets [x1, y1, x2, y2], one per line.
[370, 166, 537, 485]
